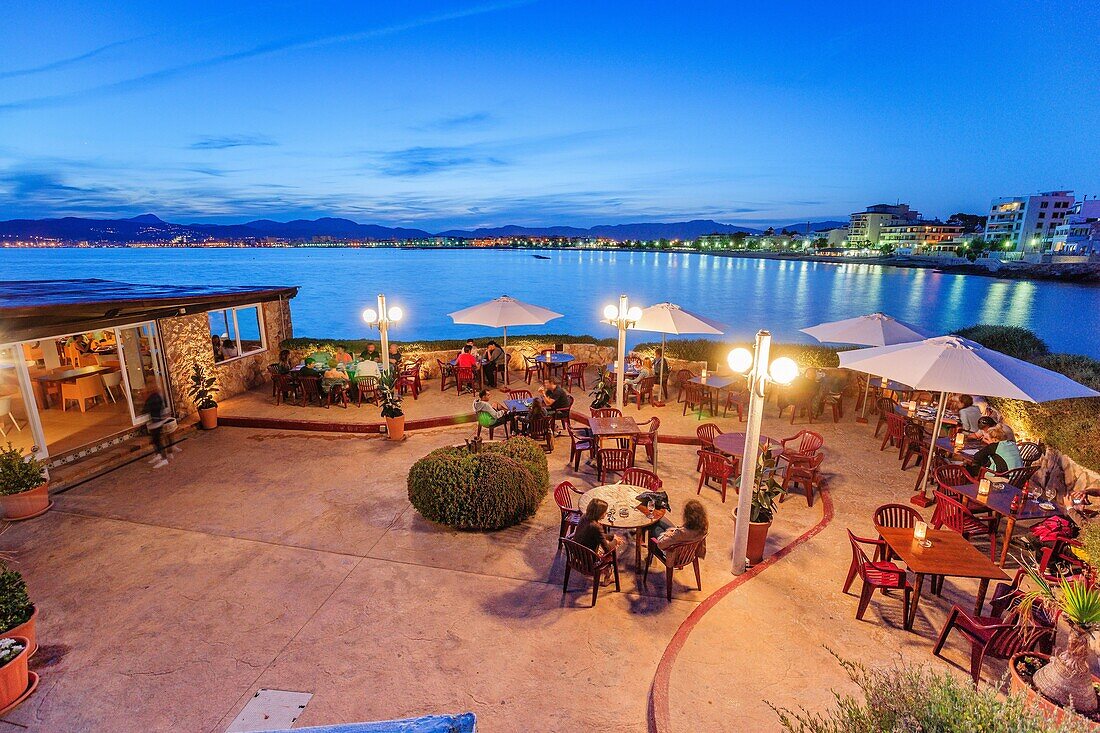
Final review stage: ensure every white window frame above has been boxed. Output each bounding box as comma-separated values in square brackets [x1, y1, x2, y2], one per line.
[210, 303, 267, 365]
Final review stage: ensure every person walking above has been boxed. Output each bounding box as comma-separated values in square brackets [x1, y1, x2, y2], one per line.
[144, 384, 171, 469]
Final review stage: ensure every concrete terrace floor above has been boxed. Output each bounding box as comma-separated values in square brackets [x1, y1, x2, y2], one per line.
[0, 404, 1036, 732]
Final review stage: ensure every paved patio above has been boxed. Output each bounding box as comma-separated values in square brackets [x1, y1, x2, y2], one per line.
[0, 402, 1038, 732]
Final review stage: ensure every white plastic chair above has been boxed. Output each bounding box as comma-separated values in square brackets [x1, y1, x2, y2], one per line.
[102, 371, 124, 403]
[0, 396, 21, 437]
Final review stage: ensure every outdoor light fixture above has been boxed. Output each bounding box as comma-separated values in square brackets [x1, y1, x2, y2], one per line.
[362, 294, 403, 370]
[726, 330, 799, 575]
[601, 294, 642, 409]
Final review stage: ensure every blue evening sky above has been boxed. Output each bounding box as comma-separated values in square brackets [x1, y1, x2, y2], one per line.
[0, 1, 1097, 229]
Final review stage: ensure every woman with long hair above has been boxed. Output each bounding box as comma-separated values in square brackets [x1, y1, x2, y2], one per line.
[649, 499, 709, 562]
[573, 498, 623, 585]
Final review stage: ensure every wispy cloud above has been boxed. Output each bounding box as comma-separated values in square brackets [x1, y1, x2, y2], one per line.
[0, 35, 155, 80]
[414, 112, 496, 132]
[189, 134, 278, 150]
[0, 1, 534, 113]
[375, 145, 508, 176]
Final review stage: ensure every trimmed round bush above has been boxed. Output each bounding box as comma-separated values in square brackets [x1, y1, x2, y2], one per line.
[407, 438, 549, 530]
[955, 325, 1050, 361]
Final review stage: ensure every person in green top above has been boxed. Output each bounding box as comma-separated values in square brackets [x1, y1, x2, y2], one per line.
[970, 424, 1022, 475]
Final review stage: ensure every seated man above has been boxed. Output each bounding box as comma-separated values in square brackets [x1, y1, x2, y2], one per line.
[298, 358, 323, 379]
[456, 344, 479, 370]
[539, 376, 573, 431]
[355, 358, 381, 379]
[473, 389, 511, 435]
[464, 339, 480, 359]
[360, 343, 382, 362]
[482, 340, 505, 388]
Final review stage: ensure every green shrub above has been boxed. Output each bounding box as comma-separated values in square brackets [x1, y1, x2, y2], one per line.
[482, 437, 550, 491]
[0, 567, 33, 632]
[772, 654, 1093, 732]
[407, 439, 548, 530]
[632, 338, 847, 370]
[0, 442, 46, 496]
[283, 334, 615, 353]
[955, 324, 1050, 361]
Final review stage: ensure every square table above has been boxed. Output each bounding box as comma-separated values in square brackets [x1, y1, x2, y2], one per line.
[689, 375, 736, 415]
[589, 416, 640, 472]
[34, 365, 115, 409]
[951, 481, 1063, 566]
[876, 526, 1009, 631]
[503, 398, 533, 413]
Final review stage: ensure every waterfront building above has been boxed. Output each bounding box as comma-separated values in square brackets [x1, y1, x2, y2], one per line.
[0, 279, 296, 473]
[814, 227, 849, 247]
[879, 221, 964, 254]
[1050, 199, 1100, 255]
[847, 204, 921, 247]
[983, 190, 1074, 252]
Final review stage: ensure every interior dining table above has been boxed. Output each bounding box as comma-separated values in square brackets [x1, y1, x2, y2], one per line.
[33, 365, 114, 409]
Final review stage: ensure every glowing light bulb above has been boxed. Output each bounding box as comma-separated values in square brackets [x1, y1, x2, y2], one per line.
[603, 304, 619, 320]
[769, 357, 799, 385]
[387, 306, 403, 322]
[362, 308, 378, 324]
[626, 306, 642, 322]
[727, 347, 752, 373]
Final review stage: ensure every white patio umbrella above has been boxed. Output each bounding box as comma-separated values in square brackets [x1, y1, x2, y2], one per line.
[448, 295, 563, 384]
[839, 335, 1100, 494]
[632, 302, 729, 399]
[801, 312, 931, 421]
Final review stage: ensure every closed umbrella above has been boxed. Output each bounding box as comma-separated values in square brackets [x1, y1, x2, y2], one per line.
[801, 312, 931, 421]
[839, 335, 1100, 495]
[448, 296, 563, 384]
[632, 303, 728, 399]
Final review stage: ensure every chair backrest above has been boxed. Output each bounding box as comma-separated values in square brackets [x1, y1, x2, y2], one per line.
[873, 503, 923, 529]
[1017, 441, 1043, 466]
[698, 449, 733, 478]
[553, 481, 576, 511]
[986, 617, 1053, 661]
[785, 429, 823, 455]
[560, 537, 601, 577]
[622, 467, 662, 491]
[696, 423, 722, 446]
[527, 414, 552, 439]
[884, 412, 907, 438]
[846, 529, 874, 580]
[598, 448, 632, 472]
[541, 349, 556, 357]
[358, 376, 379, 391]
[931, 490, 975, 533]
[436, 358, 452, 371]
[298, 375, 321, 398]
[591, 407, 622, 418]
[567, 362, 586, 377]
[508, 389, 532, 400]
[675, 369, 695, 386]
[665, 536, 707, 569]
[647, 416, 661, 435]
[455, 366, 475, 381]
[877, 396, 898, 414]
[935, 464, 972, 489]
[267, 364, 281, 376]
[626, 354, 642, 368]
[994, 465, 1039, 490]
[102, 371, 123, 388]
[636, 376, 656, 394]
[903, 420, 926, 444]
[683, 382, 705, 405]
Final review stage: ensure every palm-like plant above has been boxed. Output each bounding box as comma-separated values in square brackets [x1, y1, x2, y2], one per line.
[377, 366, 404, 419]
[1017, 556, 1100, 714]
[187, 362, 218, 410]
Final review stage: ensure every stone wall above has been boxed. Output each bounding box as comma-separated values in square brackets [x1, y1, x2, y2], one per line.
[1038, 448, 1100, 497]
[160, 299, 291, 417]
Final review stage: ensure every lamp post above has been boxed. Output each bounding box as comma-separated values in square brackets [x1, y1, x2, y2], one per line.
[725, 330, 799, 575]
[362, 293, 403, 371]
[601, 294, 642, 410]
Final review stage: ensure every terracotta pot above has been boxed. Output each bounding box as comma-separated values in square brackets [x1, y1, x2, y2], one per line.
[0, 606, 36, 658]
[0, 636, 29, 711]
[0, 483, 50, 521]
[1009, 652, 1100, 730]
[746, 520, 772, 565]
[198, 406, 218, 430]
[386, 415, 406, 441]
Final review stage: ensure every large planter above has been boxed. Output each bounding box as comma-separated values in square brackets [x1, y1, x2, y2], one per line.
[0, 636, 30, 712]
[198, 406, 218, 430]
[1009, 652, 1100, 730]
[1, 606, 37, 658]
[385, 415, 406, 441]
[746, 520, 772, 565]
[0, 484, 50, 521]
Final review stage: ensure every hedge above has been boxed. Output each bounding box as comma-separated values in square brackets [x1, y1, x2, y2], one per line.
[282, 333, 615, 355]
[955, 324, 1050, 361]
[407, 437, 549, 530]
[632, 337, 850, 369]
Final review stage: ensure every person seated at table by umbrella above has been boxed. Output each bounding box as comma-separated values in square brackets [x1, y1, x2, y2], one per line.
[463, 339, 480, 359]
[516, 396, 548, 435]
[957, 394, 983, 432]
[298, 358, 323, 379]
[482, 340, 505, 388]
[272, 349, 293, 374]
[473, 389, 512, 433]
[355, 358, 381, 379]
[574, 498, 624, 586]
[968, 424, 1023, 477]
[388, 344, 403, 367]
[624, 358, 653, 389]
[456, 344, 479, 375]
[968, 415, 1016, 443]
[647, 499, 708, 561]
[359, 343, 382, 362]
[539, 377, 573, 431]
[333, 344, 353, 364]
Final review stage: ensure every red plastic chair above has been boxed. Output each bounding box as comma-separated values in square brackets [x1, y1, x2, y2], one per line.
[507, 389, 532, 400]
[553, 481, 581, 538]
[524, 414, 554, 453]
[565, 422, 593, 471]
[635, 417, 660, 465]
[622, 467, 662, 492]
[597, 448, 633, 483]
[779, 429, 824, 465]
[396, 365, 421, 399]
[436, 359, 456, 392]
[880, 412, 907, 456]
[873, 503, 924, 561]
[682, 382, 708, 418]
[696, 423, 723, 471]
[590, 407, 622, 419]
[933, 607, 1054, 684]
[564, 362, 587, 392]
[723, 388, 747, 421]
[931, 490, 998, 561]
[643, 536, 707, 601]
[454, 366, 477, 394]
[780, 451, 824, 507]
[523, 355, 542, 384]
[559, 537, 620, 607]
[697, 449, 738, 503]
[984, 465, 1040, 491]
[674, 369, 696, 403]
[874, 397, 898, 437]
[842, 530, 912, 622]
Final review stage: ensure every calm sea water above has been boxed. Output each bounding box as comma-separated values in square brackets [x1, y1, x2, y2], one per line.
[3, 248, 1097, 357]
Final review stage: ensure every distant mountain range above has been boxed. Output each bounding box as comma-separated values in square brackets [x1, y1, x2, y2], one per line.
[0, 214, 847, 244]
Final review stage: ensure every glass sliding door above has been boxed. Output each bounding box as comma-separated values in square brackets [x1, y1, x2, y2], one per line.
[115, 322, 166, 424]
[0, 344, 48, 460]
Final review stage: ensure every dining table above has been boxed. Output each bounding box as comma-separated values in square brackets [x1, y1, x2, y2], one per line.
[934, 437, 983, 464]
[711, 431, 778, 457]
[870, 376, 914, 397]
[950, 481, 1064, 566]
[535, 352, 574, 380]
[875, 526, 1010, 631]
[589, 415, 641, 473]
[578, 483, 667, 567]
[689, 375, 737, 415]
[503, 398, 533, 414]
[34, 365, 115, 409]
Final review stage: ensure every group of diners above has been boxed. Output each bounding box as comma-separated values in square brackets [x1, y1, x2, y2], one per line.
[452, 339, 508, 389]
[472, 376, 573, 440]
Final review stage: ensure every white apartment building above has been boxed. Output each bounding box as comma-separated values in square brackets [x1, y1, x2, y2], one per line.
[983, 190, 1074, 252]
[1050, 199, 1100, 255]
[879, 221, 965, 254]
[848, 204, 921, 247]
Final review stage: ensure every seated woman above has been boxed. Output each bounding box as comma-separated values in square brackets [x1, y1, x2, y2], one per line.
[957, 394, 983, 433]
[648, 499, 708, 562]
[624, 357, 654, 389]
[334, 345, 353, 364]
[273, 348, 293, 374]
[969, 424, 1023, 476]
[518, 397, 548, 435]
[221, 339, 239, 359]
[573, 499, 624, 585]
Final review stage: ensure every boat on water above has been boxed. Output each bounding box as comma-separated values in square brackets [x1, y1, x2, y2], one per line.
[532, 254, 551, 260]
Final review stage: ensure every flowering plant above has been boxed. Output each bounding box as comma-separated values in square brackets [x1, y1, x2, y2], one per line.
[0, 638, 25, 666]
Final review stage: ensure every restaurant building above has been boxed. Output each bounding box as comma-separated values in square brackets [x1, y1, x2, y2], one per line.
[0, 279, 296, 471]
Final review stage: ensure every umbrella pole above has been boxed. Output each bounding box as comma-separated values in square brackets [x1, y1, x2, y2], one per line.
[660, 333, 667, 401]
[503, 326, 508, 387]
[857, 373, 873, 424]
[913, 391, 947, 507]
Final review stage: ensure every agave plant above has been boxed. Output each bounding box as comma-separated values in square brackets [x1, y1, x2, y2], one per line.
[1017, 555, 1100, 714]
[377, 366, 404, 419]
[589, 367, 612, 410]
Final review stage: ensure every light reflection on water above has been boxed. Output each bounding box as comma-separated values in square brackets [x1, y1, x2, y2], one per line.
[3, 248, 1097, 357]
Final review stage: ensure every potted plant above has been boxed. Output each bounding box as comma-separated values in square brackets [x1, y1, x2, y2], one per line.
[0, 567, 36, 657]
[1012, 556, 1100, 719]
[0, 443, 49, 521]
[378, 367, 405, 441]
[187, 361, 219, 429]
[0, 637, 29, 712]
[589, 368, 612, 410]
[738, 451, 783, 565]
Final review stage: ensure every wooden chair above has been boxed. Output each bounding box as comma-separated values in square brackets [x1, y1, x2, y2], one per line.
[564, 362, 587, 392]
[697, 449, 737, 502]
[622, 467, 662, 492]
[297, 376, 323, 407]
[436, 359, 456, 392]
[61, 374, 106, 412]
[597, 447, 633, 483]
[933, 607, 1054, 684]
[355, 376, 380, 406]
[931, 490, 998, 561]
[635, 417, 660, 465]
[780, 451, 824, 507]
[565, 421, 593, 471]
[674, 369, 696, 403]
[1017, 441, 1043, 467]
[843, 530, 912, 622]
[682, 382, 707, 419]
[874, 397, 898, 437]
[553, 481, 582, 538]
[559, 537, 620, 608]
[643, 536, 706, 601]
[590, 407, 621, 419]
[626, 376, 656, 410]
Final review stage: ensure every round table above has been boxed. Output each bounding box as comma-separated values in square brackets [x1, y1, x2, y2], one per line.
[535, 353, 575, 364]
[579, 483, 666, 567]
[711, 432, 778, 456]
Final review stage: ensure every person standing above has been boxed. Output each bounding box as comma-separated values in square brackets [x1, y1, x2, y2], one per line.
[144, 384, 170, 469]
